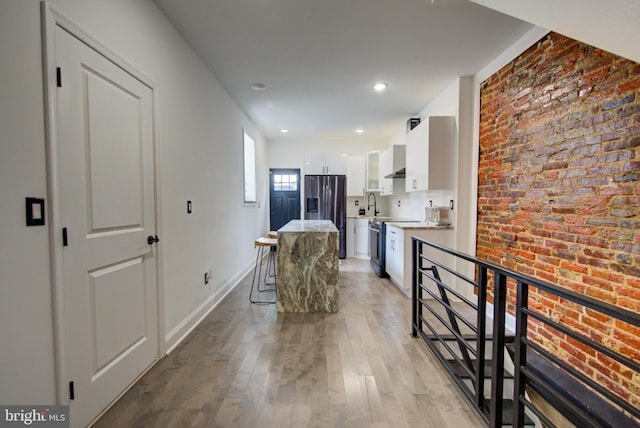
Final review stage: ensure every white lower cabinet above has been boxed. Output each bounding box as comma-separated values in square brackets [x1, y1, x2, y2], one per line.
[386, 226, 454, 297]
[385, 225, 404, 288]
[348, 217, 370, 259]
[346, 218, 355, 258]
[354, 218, 369, 259]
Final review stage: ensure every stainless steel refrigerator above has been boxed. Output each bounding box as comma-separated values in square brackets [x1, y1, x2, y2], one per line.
[304, 175, 347, 258]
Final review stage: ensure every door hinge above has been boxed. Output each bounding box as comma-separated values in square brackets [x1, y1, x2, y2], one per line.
[69, 381, 75, 400]
[56, 67, 62, 88]
[62, 227, 68, 247]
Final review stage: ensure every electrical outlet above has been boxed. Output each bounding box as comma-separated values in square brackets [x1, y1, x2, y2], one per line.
[397, 200, 401, 207]
[204, 270, 212, 284]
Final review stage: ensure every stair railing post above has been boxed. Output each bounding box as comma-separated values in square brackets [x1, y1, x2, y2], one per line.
[490, 272, 507, 428]
[513, 280, 529, 427]
[476, 266, 488, 410]
[411, 238, 419, 338]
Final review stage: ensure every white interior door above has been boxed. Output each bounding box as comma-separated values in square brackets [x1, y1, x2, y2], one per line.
[55, 25, 158, 427]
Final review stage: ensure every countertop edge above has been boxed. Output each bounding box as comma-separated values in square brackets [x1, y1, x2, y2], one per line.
[278, 219, 338, 233]
[385, 222, 453, 230]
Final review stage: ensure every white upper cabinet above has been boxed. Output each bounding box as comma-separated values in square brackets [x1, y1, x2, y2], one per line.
[304, 154, 347, 175]
[379, 147, 393, 195]
[405, 116, 455, 192]
[324, 154, 347, 174]
[366, 151, 380, 192]
[380, 145, 406, 196]
[346, 155, 365, 196]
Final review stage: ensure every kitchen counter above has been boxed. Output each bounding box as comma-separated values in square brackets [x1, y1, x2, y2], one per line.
[385, 221, 453, 230]
[383, 223, 454, 298]
[276, 220, 339, 312]
[279, 219, 338, 232]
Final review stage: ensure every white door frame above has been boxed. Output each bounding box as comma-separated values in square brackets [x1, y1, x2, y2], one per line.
[40, 2, 165, 405]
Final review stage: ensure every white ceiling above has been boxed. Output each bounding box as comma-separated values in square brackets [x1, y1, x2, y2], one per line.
[152, 0, 534, 142]
[471, 0, 640, 67]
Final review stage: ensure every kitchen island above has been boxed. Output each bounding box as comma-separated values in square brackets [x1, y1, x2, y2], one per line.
[276, 219, 339, 312]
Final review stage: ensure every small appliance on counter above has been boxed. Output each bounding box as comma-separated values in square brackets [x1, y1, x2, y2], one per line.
[425, 206, 453, 226]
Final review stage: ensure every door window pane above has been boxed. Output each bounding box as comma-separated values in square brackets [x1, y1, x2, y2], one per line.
[273, 174, 297, 191]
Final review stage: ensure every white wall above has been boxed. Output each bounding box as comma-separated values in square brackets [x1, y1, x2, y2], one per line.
[387, 78, 462, 221]
[3, 0, 637, 410]
[267, 137, 389, 219]
[0, 0, 267, 405]
[381, 36, 550, 300]
[268, 138, 388, 168]
[0, 0, 57, 404]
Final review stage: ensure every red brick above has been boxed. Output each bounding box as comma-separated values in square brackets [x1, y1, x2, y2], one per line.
[478, 31, 639, 404]
[613, 329, 640, 351]
[617, 79, 640, 93]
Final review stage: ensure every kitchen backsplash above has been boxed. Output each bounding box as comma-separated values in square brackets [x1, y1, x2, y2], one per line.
[346, 196, 392, 217]
[347, 189, 453, 222]
[389, 189, 454, 222]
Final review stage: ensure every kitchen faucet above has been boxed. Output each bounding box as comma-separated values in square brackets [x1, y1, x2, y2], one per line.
[367, 193, 380, 217]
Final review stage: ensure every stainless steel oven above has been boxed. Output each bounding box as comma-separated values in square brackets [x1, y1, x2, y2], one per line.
[369, 220, 387, 277]
[369, 217, 420, 277]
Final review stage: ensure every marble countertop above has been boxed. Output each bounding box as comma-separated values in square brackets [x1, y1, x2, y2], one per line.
[385, 221, 453, 230]
[279, 219, 338, 233]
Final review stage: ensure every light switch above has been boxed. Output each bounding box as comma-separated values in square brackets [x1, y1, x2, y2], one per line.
[32, 204, 42, 220]
[26, 197, 45, 226]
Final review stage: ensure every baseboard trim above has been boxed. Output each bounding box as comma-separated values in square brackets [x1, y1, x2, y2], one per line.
[163, 259, 255, 354]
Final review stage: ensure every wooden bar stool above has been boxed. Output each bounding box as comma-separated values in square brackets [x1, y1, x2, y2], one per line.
[249, 236, 278, 304]
[266, 231, 278, 277]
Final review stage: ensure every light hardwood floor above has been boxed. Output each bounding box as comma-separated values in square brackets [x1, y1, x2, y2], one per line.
[93, 258, 485, 428]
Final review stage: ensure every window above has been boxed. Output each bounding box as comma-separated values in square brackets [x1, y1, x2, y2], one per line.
[273, 174, 298, 191]
[243, 130, 256, 203]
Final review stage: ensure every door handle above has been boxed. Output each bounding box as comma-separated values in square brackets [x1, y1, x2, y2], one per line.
[147, 235, 160, 245]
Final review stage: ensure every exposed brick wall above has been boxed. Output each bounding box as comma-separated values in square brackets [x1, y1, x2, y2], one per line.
[477, 32, 640, 410]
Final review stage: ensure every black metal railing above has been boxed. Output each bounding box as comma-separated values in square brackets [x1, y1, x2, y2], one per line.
[411, 237, 640, 428]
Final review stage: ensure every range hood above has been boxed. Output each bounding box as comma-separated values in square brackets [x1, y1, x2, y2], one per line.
[382, 145, 406, 179]
[384, 167, 405, 179]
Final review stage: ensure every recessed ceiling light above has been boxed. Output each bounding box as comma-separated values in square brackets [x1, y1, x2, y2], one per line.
[373, 82, 388, 92]
[250, 82, 266, 91]
[280, 129, 289, 133]
[355, 129, 364, 134]
[341, 153, 347, 157]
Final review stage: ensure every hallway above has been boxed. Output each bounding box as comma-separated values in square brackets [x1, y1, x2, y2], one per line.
[94, 259, 485, 427]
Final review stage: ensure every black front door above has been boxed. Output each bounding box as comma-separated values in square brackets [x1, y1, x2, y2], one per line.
[269, 169, 301, 230]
